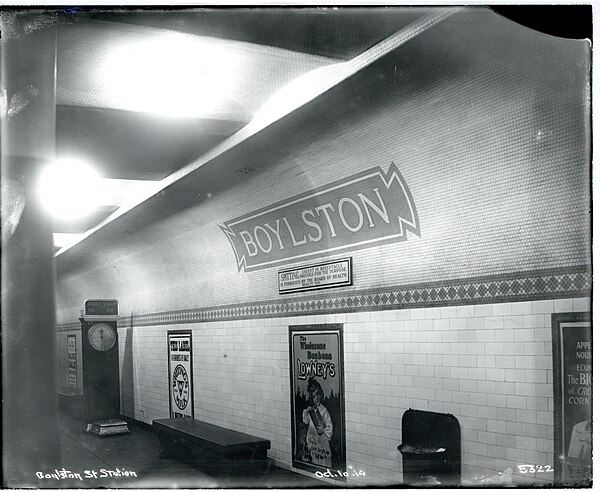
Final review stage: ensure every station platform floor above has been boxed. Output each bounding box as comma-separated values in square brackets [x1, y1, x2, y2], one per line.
[17, 410, 329, 489]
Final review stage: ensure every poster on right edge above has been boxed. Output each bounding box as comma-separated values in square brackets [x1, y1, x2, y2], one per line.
[552, 313, 592, 486]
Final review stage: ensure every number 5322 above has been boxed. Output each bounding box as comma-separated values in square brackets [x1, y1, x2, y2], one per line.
[517, 465, 553, 473]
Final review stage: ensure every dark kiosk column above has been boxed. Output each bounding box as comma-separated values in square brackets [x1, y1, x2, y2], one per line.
[1, 12, 60, 486]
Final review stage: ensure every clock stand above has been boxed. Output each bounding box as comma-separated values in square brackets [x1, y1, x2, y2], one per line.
[80, 299, 129, 436]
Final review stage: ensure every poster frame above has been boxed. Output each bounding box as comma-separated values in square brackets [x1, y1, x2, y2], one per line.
[278, 257, 353, 295]
[289, 323, 346, 480]
[551, 311, 592, 485]
[167, 329, 194, 419]
[67, 334, 77, 389]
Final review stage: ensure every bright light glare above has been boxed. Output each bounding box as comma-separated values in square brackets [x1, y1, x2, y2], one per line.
[38, 159, 101, 220]
[105, 34, 236, 118]
[249, 63, 343, 130]
[53, 233, 85, 248]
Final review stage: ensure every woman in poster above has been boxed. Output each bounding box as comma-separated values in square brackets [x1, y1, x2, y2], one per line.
[302, 378, 333, 468]
[566, 420, 592, 481]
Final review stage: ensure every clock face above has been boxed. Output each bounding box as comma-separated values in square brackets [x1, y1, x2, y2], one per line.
[87, 323, 116, 352]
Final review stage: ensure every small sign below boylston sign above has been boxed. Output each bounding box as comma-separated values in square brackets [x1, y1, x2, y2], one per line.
[220, 162, 420, 272]
[279, 258, 352, 294]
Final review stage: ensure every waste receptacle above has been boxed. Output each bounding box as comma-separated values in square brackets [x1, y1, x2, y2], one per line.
[398, 409, 461, 485]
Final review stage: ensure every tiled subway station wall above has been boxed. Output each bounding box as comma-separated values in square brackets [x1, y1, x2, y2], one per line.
[105, 297, 589, 486]
[54, 8, 590, 488]
[55, 8, 590, 327]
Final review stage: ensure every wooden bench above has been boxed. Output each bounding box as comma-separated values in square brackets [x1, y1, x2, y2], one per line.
[153, 418, 271, 472]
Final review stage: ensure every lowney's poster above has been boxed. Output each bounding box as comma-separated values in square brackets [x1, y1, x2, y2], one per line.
[168, 331, 194, 418]
[552, 313, 592, 486]
[290, 325, 345, 478]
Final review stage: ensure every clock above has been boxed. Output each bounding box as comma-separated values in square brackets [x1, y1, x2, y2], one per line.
[80, 314, 121, 426]
[87, 323, 116, 352]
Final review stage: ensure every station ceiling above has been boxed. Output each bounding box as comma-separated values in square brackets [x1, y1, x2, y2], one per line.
[9, 7, 587, 257]
[48, 6, 437, 253]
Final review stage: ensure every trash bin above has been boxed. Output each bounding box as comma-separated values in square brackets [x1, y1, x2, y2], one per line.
[398, 409, 461, 485]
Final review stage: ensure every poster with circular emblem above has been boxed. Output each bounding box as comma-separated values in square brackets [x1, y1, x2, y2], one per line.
[168, 331, 194, 418]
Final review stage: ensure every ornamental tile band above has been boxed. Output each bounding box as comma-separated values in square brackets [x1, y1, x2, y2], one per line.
[142, 267, 592, 328]
[57, 267, 590, 331]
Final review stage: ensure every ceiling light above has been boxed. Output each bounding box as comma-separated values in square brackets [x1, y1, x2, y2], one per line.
[53, 233, 85, 249]
[37, 158, 101, 220]
[104, 33, 236, 118]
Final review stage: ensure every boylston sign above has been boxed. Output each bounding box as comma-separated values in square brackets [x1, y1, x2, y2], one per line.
[220, 163, 420, 272]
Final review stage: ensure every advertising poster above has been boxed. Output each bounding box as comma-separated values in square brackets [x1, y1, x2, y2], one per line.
[552, 313, 592, 486]
[167, 331, 194, 418]
[289, 325, 345, 479]
[67, 335, 77, 389]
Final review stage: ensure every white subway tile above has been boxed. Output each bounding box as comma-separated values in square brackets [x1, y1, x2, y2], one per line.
[532, 300, 554, 314]
[439, 306, 458, 318]
[496, 433, 516, 447]
[522, 342, 546, 356]
[514, 329, 535, 342]
[504, 316, 524, 329]
[442, 378, 460, 391]
[511, 301, 533, 315]
[484, 316, 503, 330]
[456, 305, 475, 317]
[465, 342, 485, 354]
[486, 368, 506, 381]
[477, 355, 496, 367]
[552, 298, 574, 313]
[467, 318, 485, 330]
[525, 369, 548, 383]
[526, 397, 549, 411]
[467, 367, 487, 380]
[475, 330, 495, 343]
[411, 330, 427, 342]
[449, 318, 467, 330]
[536, 411, 553, 426]
[495, 355, 516, 369]
[533, 328, 552, 342]
[515, 356, 536, 369]
[441, 331, 459, 343]
[535, 356, 552, 370]
[506, 396, 527, 409]
[426, 331, 442, 343]
[496, 407, 516, 422]
[485, 342, 504, 355]
[394, 310, 412, 321]
[458, 330, 476, 343]
[409, 309, 426, 320]
[474, 304, 494, 317]
[515, 409, 538, 424]
[492, 303, 512, 316]
[477, 430, 496, 445]
[503, 342, 525, 356]
[423, 307, 441, 319]
[573, 297, 591, 312]
[459, 355, 478, 367]
[523, 315, 547, 328]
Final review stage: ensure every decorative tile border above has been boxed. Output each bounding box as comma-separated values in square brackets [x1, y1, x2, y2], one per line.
[57, 266, 591, 331]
